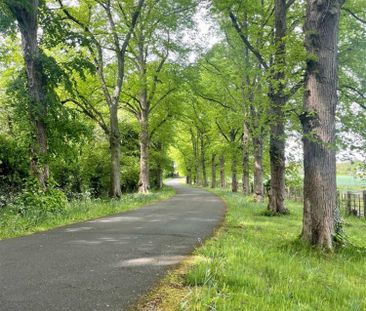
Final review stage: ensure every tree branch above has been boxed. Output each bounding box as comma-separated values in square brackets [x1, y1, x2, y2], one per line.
[148, 33, 170, 104]
[215, 120, 230, 142]
[149, 87, 177, 113]
[342, 7, 366, 25]
[284, 77, 304, 101]
[195, 92, 237, 112]
[62, 98, 109, 135]
[340, 84, 366, 110]
[149, 113, 172, 139]
[229, 11, 269, 70]
[286, 0, 296, 10]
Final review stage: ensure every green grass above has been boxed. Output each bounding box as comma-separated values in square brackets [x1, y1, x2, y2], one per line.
[182, 190, 366, 311]
[337, 175, 366, 190]
[0, 186, 175, 240]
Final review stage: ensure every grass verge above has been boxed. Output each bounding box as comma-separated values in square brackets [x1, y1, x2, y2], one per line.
[0, 186, 175, 240]
[144, 188, 366, 311]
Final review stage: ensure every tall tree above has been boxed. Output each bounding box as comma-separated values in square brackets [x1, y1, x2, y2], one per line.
[301, 0, 344, 249]
[228, 0, 304, 213]
[57, 0, 144, 197]
[123, 0, 195, 193]
[4, 0, 49, 188]
[267, 0, 288, 214]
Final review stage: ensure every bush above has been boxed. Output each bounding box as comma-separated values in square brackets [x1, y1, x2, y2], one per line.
[0, 135, 28, 192]
[12, 179, 67, 217]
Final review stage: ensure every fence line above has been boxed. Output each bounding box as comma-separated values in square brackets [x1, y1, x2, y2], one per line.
[224, 182, 366, 219]
[337, 191, 366, 218]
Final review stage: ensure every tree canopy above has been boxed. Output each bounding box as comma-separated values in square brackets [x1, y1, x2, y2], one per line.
[0, 0, 365, 250]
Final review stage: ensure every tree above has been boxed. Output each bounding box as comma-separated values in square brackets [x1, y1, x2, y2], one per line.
[266, 0, 288, 214]
[3, 0, 49, 188]
[190, 45, 246, 193]
[122, 0, 194, 193]
[301, 0, 344, 249]
[227, 0, 304, 213]
[57, 0, 144, 197]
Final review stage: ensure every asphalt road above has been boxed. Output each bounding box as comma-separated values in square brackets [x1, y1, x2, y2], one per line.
[0, 179, 225, 311]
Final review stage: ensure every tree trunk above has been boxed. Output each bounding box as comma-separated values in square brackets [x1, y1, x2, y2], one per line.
[253, 135, 264, 202]
[136, 38, 150, 194]
[211, 154, 216, 188]
[192, 131, 201, 185]
[231, 149, 238, 193]
[200, 132, 208, 187]
[9, 0, 49, 188]
[268, 99, 287, 213]
[219, 155, 226, 188]
[138, 109, 150, 194]
[186, 168, 192, 185]
[268, 0, 288, 214]
[242, 122, 250, 194]
[150, 142, 163, 190]
[191, 131, 200, 185]
[109, 103, 122, 197]
[301, 0, 343, 250]
[156, 161, 163, 190]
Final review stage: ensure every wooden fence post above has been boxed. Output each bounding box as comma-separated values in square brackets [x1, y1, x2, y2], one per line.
[346, 191, 352, 215]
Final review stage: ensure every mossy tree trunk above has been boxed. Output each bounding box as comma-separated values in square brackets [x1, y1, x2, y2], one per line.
[8, 0, 49, 188]
[301, 0, 344, 250]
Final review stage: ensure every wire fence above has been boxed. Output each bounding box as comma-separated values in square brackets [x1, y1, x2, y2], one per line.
[337, 191, 366, 218]
[287, 188, 366, 219]
[226, 183, 366, 219]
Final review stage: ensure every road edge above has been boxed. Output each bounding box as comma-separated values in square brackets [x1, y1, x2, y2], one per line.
[131, 186, 228, 311]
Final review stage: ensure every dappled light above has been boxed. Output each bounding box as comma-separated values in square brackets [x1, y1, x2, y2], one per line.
[116, 255, 187, 268]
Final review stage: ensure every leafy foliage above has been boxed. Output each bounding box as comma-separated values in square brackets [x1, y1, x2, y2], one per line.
[12, 179, 67, 216]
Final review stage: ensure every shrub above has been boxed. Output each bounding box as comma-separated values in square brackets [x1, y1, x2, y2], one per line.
[0, 135, 28, 192]
[12, 179, 67, 217]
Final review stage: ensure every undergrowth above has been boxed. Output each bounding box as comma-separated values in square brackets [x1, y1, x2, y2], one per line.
[0, 186, 175, 240]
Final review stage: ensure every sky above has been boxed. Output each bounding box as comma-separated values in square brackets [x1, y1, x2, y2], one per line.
[186, 1, 222, 62]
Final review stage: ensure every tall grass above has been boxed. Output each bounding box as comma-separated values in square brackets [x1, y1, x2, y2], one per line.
[183, 190, 366, 311]
[0, 186, 175, 240]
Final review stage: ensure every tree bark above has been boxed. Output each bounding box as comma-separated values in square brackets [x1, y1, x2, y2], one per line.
[138, 116, 150, 193]
[8, 0, 49, 188]
[268, 98, 287, 213]
[231, 149, 238, 193]
[242, 122, 250, 194]
[253, 135, 264, 202]
[191, 129, 200, 185]
[138, 103, 150, 193]
[186, 167, 192, 185]
[267, 0, 288, 214]
[200, 132, 208, 187]
[211, 154, 216, 188]
[301, 0, 343, 250]
[219, 155, 226, 188]
[156, 161, 163, 190]
[154, 141, 163, 190]
[135, 33, 151, 194]
[109, 103, 122, 197]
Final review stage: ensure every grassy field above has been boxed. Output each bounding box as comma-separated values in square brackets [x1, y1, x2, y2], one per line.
[337, 175, 366, 190]
[0, 186, 175, 240]
[160, 190, 366, 311]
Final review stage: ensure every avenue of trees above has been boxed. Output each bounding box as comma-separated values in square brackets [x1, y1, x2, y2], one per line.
[0, 0, 365, 250]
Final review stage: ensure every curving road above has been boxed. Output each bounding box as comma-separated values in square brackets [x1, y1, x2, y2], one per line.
[0, 179, 225, 311]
